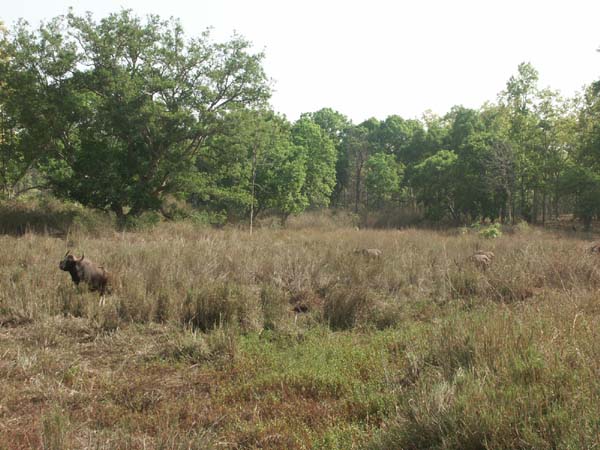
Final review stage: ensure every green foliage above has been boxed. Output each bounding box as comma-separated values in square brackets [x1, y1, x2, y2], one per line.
[1, 11, 270, 221]
[291, 117, 337, 208]
[375, 115, 429, 165]
[365, 152, 403, 207]
[121, 211, 162, 231]
[302, 108, 351, 146]
[342, 122, 379, 212]
[199, 109, 310, 221]
[560, 82, 600, 229]
[301, 108, 351, 207]
[560, 163, 600, 230]
[478, 222, 502, 239]
[411, 150, 458, 221]
[258, 140, 308, 218]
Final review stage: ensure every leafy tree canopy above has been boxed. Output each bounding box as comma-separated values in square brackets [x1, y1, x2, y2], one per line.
[0, 10, 270, 220]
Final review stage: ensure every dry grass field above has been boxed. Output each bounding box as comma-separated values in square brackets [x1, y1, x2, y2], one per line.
[2, 205, 600, 449]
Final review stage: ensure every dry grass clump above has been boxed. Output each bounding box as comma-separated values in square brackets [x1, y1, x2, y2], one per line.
[183, 281, 263, 332]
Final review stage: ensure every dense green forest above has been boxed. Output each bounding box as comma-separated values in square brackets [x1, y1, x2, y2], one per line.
[1, 11, 599, 228]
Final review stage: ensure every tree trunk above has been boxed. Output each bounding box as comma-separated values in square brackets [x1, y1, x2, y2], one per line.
[112, 204, 126, 228]
[531, 189, 540, 224]
[542, 191, 546, 225]
[354, 163, 362, 214]
[507, 189, 514, 225]
[250, 144, 258, 235]
[554, 179, 560, 219]
[519, 175, 525, 221]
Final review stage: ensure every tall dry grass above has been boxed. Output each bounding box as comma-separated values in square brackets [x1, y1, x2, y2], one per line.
[1, 221, 598, 331]
[3, 209, 600, 448]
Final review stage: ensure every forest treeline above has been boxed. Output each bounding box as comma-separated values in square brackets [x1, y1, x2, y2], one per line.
[1, 11, 600, 227]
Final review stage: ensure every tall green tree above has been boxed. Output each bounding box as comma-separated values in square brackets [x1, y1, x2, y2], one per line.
[0, 17, 76, 199]
[499, 62, 541, 221]
[301, 108, 351, 206]
[0, 11, 270, 220]
[561, 163, 600, 230]
[563, 81, 600, 229]
[444, 106, 493, 220]
[343, 122, 378, 212]
[531, 89, 574, 222]
[365, 152, 403, 208]
[291, 117, 337, 208]
[375, 115, 428, 165]
[411, 150, 458, 221]
[302, 108, 350, 145]
[199, 109, 308, 227]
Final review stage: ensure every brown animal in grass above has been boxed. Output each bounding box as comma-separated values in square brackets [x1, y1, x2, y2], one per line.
[469, 252, 492, 269]
[474, 250, 495, 260]
[354, 248, 383, 258]
[59, 251, 110, 304]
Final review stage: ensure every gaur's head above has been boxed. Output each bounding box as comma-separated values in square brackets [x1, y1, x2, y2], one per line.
[59, 251, 83, 272]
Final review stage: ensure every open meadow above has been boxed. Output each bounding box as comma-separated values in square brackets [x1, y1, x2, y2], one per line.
[2, 210, 600, 449]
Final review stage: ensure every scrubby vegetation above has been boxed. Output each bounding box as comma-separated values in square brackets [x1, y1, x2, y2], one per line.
[1, 207, 600, 449]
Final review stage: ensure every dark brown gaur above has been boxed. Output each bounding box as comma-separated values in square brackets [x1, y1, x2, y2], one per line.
[59, 251, 110, 303]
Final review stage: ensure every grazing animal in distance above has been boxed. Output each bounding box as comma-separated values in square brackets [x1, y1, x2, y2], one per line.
[59, 251, 110, 304]
[589, 243, 600, 254]
[469, 252, 492, 269]
[474, 250, 495, 260]
[354, 248, 383, 258]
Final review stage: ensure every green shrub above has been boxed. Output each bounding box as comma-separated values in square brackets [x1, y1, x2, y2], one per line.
[479, 223, 502, 239]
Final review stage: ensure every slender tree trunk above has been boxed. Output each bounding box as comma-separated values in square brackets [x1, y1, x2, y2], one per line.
[507, 189, 514, 225]
[112, 204, 126, 228]
[531, 188, 540, 223]
[519, 175, 525, 221]
[542, 191, 546, 225]
[250, 144, 258, 235]
[554, 179, 560, 219]
[354, 161, 362, 214]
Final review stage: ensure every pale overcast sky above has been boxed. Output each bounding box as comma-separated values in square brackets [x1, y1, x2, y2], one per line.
[3, 0, 599, 123]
